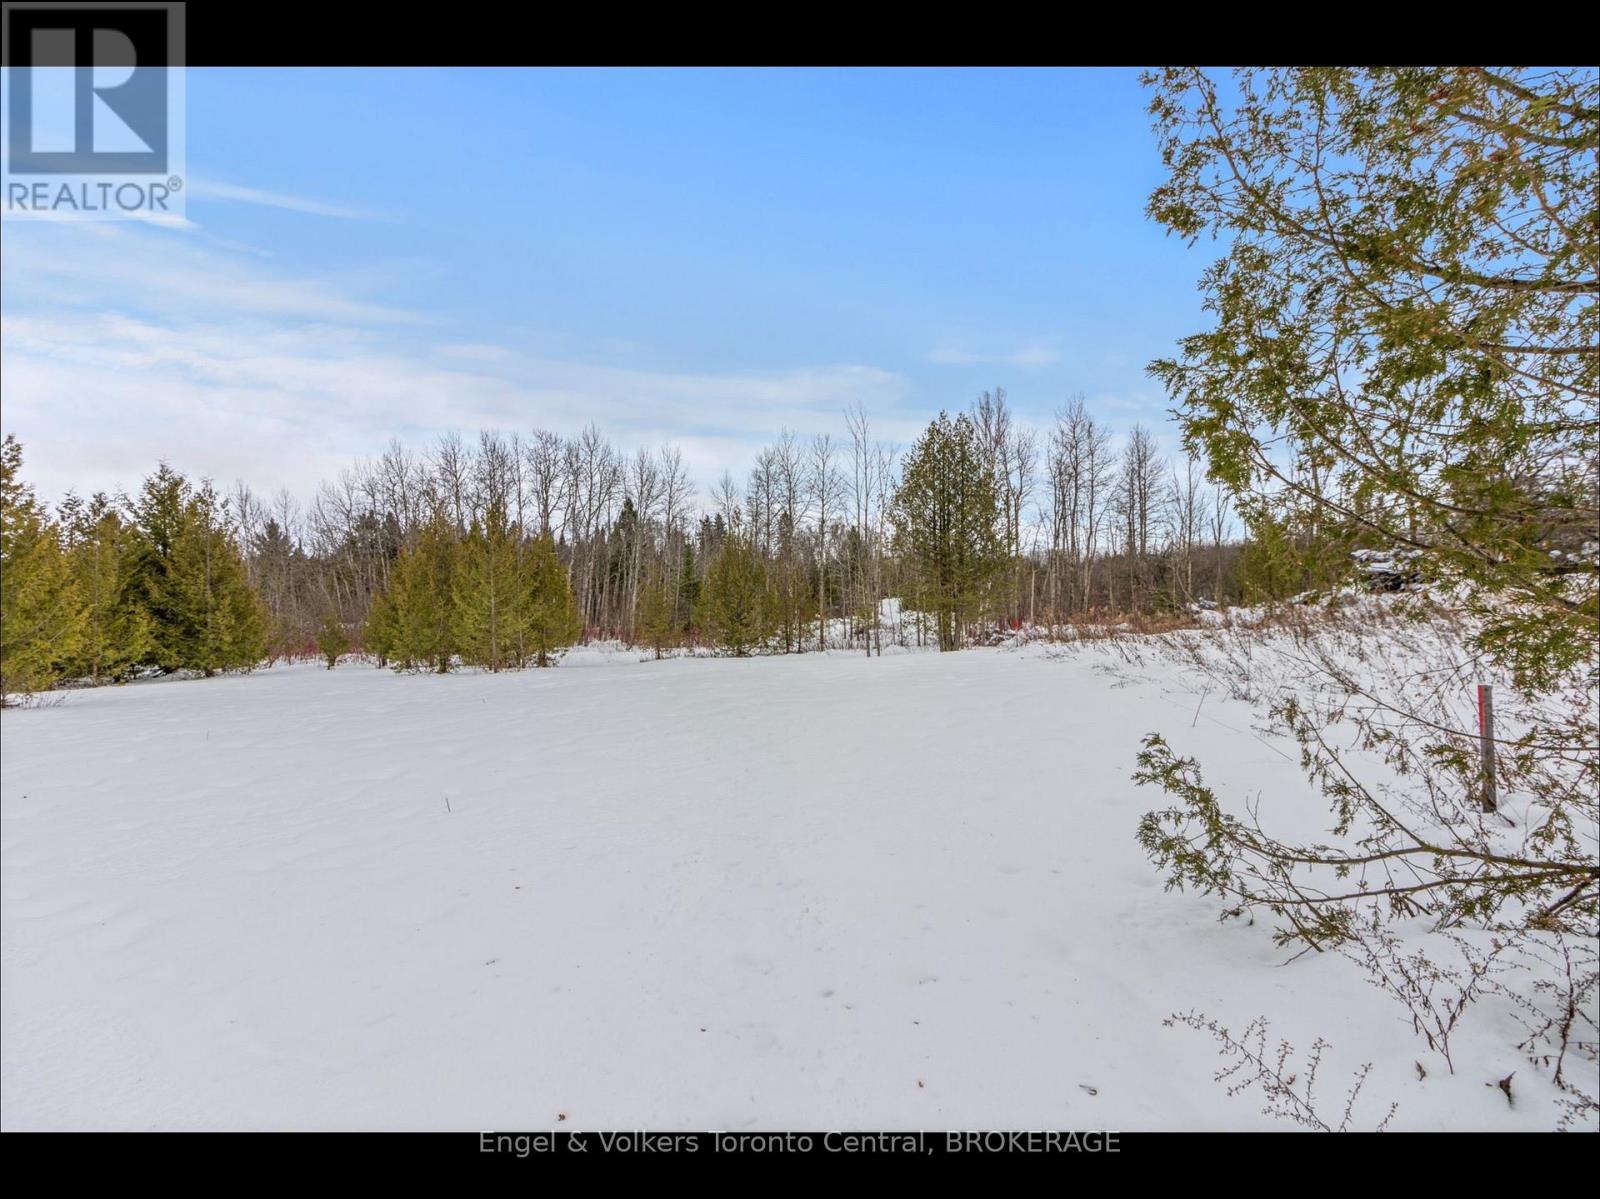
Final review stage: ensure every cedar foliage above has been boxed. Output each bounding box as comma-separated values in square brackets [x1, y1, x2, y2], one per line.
[1133, 67, 1599, 1070]
[451, 509, 528, 671]
[385, 511, 458, 673]
[1145, 65, 1598, 691]
[0, 436, 84, 699]
[60, 493, 155, 683]
[522, 531, 581, 668]
[316, 613, 349, 669]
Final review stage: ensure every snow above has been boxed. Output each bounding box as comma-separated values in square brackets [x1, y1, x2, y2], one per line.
[0, 636, 1580, 1130]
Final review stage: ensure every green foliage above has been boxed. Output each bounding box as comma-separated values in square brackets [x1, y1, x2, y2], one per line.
[523, 531, 581, 667]
[697, 535, 776, 656]
[1235, 505, 1350, 601]
[122, 463, 189, 670]
[889, 412, 1006, 651]
[1144, 66, 1598, 694]
[364, 587, 399, 667]
[61, 494, 155, 682]
[316, 612, 349, 669]
[678, 540, 701, 638]
[385, 512, 458, 672]
[163, 481, 266, 675]
[0, 436, 85, 697]
[123, 466, 264, 676]
[1137, 71, 1599, 985]
[1134, 734, 1355, 948]
[637, 563, 679, 659]
[451, 514, 528, 671]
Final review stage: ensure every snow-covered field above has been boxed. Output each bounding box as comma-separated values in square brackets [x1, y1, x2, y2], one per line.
[0, 638, 1571, 1130]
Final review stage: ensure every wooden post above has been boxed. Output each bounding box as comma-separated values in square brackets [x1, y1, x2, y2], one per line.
[1477, 684, 1497, 813]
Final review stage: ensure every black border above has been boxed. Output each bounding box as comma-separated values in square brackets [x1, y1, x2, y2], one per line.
[173, 6, 1547, 68]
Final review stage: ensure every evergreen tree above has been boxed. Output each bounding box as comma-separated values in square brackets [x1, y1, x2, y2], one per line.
[386, 511, 458, 673]
[1146, 65, 1598, 691]
[1135, 69, 1599, 980]
[315, 612, 349, 669]
[363, 587, 399, 668]
[123, 463, 191, 672]
[451, 512, 528, 671]
[160, 481, 266, 675]
[0, 436, 85, 698]
[678, 540, 701, 641]
[889, 412, 1006, 651]
[637, 562, 678, 660]
[524, 531, 581, 667]
[697, 534, 776, 656]
[62, 492, 154, 683]
[1234, 509, 1304, 604]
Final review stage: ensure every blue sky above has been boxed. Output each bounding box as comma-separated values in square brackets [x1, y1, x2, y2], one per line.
[2, 67, 1214, 504]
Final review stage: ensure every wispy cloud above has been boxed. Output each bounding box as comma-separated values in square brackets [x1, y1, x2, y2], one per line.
[0, 221, 917, 505]
[4, 220, 416, 325]
[186, 178, 389, 222]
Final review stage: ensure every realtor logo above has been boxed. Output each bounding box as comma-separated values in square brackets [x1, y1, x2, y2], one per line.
[1, 1, 185, 218]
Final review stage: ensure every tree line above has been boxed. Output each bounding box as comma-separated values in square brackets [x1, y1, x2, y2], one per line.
[3, 383, 1381, 699]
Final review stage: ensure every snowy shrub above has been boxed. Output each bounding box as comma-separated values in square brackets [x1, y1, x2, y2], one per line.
[1165, 1011, 1399, 1132]
[1130, 598, 1599, 1127]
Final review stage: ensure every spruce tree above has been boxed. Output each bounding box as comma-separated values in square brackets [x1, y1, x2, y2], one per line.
[0, 436, 86, 699]
[524, 531, 580, 667]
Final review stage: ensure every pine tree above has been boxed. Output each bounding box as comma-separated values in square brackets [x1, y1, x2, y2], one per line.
[697, 535, 776, 656]
[0, 436, 85, 699]
[524, 531, 580, 667]
[62, 492, 154, 683]
[451, 512, 528, 671]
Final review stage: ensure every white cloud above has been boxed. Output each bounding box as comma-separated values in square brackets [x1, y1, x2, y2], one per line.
[0, 223, 917, 507]
[4, 219, 414, 325]
[186, 178, 389, 222]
